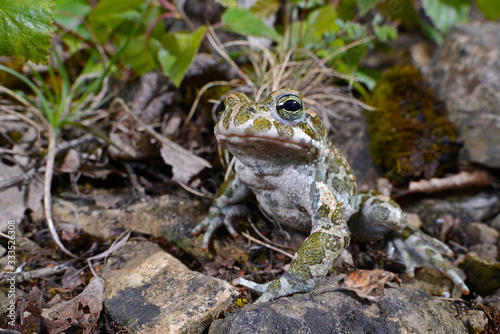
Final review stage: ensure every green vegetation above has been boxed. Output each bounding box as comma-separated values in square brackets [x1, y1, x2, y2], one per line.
[365, 65, 458, 182]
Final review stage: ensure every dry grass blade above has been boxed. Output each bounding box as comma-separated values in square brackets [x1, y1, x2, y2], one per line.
[183, 79, 241, 127]
[43, 126, 78, 258]
[87, 229, 131, 262]
[240, 231, 294, 259]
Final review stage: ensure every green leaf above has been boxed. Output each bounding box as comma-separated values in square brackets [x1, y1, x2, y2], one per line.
[0, 0, 54, 64]
[476, 0, 500, 20]
[358, 0, 385, 15]
[374, 25, 397, 42]
[120, 33, 161, 74]
[379, 0, 420, 27]
[222, 7, 282, 43]
[419, 21, 444, 44]
[215, 0, 238, 8]
[88, 0, 144, 42]
[54, 0, 92, 53]
[422, 0, 469, 32]
[159, 26, 207, 87]
[251, 0, 280, 18]
[54, 0, 91, 31]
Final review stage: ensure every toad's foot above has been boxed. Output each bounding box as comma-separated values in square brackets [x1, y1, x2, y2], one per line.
[392, 225, 469, 295]
[232, 276, 312, 304]
[192, 204, 249, 250]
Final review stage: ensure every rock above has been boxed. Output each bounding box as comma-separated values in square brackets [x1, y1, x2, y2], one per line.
[50, 194, 249, 262]
[462, 310, 489, 334]
[411, 267, 458, 297]
[425, 22, 500, 168]
[102, 240, 239, 334]
[469, 244, 498, 263]
[403, 193, 500, 226]
[460, 252, 500, 296]
[328, 101, 379, 191]
[491, 213, 500, 233]
[464, 222, 499, 245]
[209, 280, 467, 333]
[483, 288, 500, 311]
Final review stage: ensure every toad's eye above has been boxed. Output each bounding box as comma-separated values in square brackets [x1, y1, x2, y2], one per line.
[276, 94, 304, 121]
[216, 100, 226, 115]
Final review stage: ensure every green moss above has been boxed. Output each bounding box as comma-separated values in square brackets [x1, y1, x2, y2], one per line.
[365, 65, 457, 182]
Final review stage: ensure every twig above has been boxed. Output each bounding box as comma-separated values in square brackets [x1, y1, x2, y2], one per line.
[0, 265, 68, 284]
[54, 133, 99, 155]
[123, 162, 147, 201]
[0, 169, 38, 192]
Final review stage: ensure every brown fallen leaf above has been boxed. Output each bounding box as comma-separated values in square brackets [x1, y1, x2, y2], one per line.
[52, 277, 104, 334]
[341, 269, 401, 301]
[9, 286, 70, 334]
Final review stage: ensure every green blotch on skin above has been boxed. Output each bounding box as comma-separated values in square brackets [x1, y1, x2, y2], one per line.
[330, 208, 344, 224]
[234, 106, 252, 126]
[318, 204, 330, 218]
[310, 114, 326, 138]
[299, 123, 316, 139]
[216, 173, 235, 198]
[222, 111, 231, 130]
[248, 118, 272, 133]
[274, 121, 294, 138]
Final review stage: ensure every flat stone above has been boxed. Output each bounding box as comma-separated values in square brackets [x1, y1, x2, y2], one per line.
[491, 213, 500, 233]
[209, 281, 467, 334]
[50, 194, 249, 262]
[102, 240, 239, 334]
[464, 222, 499, 246]
[469, 244, 498, 262]
[403, 193, 500, 226]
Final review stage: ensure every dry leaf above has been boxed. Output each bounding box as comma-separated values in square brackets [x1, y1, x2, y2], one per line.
[160, 141, 211, 183]
[0, 161, 43, 231]
[60, 149, 81, 173]
[54, 277, 104, 334]
[342, 269, 401, 301]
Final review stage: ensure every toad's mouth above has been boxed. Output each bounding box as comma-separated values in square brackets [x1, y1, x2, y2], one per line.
[216, 133, 312, 150]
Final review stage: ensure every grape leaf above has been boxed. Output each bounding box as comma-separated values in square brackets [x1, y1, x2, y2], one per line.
[358, 0, 385, 15]
[222, 7, 281, 43]
[87, 0, 144, 43]
[476, 0, 500, 20]
[0, 0, 54, 64]
[422, 0, 469, 32]
[158, 26, 207, 87]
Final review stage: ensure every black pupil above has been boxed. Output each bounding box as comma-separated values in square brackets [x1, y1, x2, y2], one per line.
[217, 101, 226, 114]
[283, 99, 300, 111]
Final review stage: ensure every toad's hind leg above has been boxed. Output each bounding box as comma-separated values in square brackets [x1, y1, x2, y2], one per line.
[349, 190, 469, 295]
[348, 190, 407, 243]
[233, 222, 350, 303]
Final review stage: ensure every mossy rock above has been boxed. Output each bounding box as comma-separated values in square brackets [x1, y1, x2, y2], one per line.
[460, 252, 500, 296]
[365, 65, 458, 183]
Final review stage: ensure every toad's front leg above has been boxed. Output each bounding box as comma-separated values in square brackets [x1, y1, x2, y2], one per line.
[233, 183, 350, 303]
[192, 173, 251, 250]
